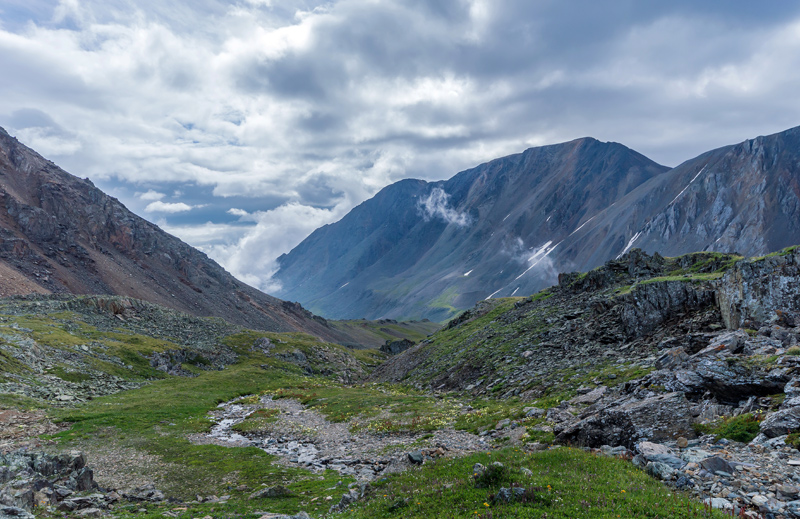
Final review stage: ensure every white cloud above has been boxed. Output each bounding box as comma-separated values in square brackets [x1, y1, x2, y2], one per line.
[167, 202, 346, 293]
[144, 201, 194, 213]
[418, 187, 471, 227]
[138, 189, 166, 201]
[227, 208, 250, 217]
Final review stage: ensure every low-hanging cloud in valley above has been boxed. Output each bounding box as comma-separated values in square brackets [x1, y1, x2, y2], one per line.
[418, 187, 471, 227]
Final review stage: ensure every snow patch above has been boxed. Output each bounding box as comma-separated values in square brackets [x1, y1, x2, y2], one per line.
[669, 166, 707, 206]
[568, 215, 598, 237]
[511, 287, 520, 296]
[616, 231, 642, 259]
[464, 270, 473, 277]
[515, 240, 562, 280]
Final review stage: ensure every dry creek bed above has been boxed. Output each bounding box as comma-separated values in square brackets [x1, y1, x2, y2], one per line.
[189, 395, 489, 481]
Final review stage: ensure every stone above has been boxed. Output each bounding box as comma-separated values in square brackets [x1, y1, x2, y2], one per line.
[523, 407, 545, 418]
[77, 508, 102, 518]
[676, 437, 689, 449]
[636, 441, 673, 458]
[675, 475, 694, 490]
[0, 506, 35, 519]
[472, 463, 486, 477]
[645, 461, 675, 480]
[760, 407, 800, 438]
[520, 467, 533, 477]
[557, 393, 695, 449]
[752, 495, 770, 508]
[495, 419, 511, 430]
[705, 497, 733, 510]
[646, 453, 685, 470]
[380, 339, 414, 355]
[494, 487, 525, 503]
[655, 347, 689, 370]
[778, 484, 800, 500]
[700, 456, 736, 475]
[546, 408, 575, 424]
[407, 452, 424, 465]
[570, 386, 607, 405]
[785, 376, 800, 400]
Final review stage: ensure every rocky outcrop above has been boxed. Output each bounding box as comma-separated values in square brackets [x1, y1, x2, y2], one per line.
[381, 339, 415, 355]
[556, 393, 694, 449]
[716, 249, 800, 329]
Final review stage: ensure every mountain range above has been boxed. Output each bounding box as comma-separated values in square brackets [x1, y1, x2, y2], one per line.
[273, 126, 800, 321]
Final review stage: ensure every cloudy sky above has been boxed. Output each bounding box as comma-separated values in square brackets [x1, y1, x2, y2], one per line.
[2, 0, 800, 292]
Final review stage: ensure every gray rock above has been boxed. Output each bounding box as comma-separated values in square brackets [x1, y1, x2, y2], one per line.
[655, 347, 689, 370]
[523, 407, 545, 418]
[76, 508, 102, 518]
[760, 407, 800, 438]
[700, 457, 736, 474]
[546, 408, 575, 424]
[557, 392, 694, 449]
[0, 506, 35, 519]
[495, 419, 511, 430]
[381, 339, 415, 355]
[407, 451, 424, 465]
[570, 386, 607, 405]
[494, 487, 525, 503]
[705, 497, 733, 510]
[645, 461, 675, 480]
[646, 453, 686, 470]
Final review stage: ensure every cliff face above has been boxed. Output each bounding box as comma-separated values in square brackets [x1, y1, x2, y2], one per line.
[0, 127, 350, 343]
[716, 248, 800, 329]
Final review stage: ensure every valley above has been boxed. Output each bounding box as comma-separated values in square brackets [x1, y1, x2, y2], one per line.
[2, 247, 800, 518]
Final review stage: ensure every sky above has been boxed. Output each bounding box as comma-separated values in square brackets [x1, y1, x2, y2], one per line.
[2, 0, 800, 293]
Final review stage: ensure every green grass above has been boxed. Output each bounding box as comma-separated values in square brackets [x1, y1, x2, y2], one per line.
[693, 413, 763, 443]
[48, 343, 361, 512]
[0, 392, 49, 410]
[336, 447, 730, 518]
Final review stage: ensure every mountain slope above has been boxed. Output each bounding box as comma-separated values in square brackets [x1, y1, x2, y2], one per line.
[0, 126, 354, 343]
[274, 137, 669, 320]
[275, 126, 800, 322]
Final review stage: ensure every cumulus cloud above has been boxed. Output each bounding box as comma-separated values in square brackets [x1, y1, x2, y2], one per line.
[166, 202, 347, 293]
[138, 190, 166, 201]
[144, 201, 194, 213]
[2, 0, 800, 293]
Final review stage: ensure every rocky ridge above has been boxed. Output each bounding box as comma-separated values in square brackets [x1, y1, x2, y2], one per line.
[274, 125, 800, 322]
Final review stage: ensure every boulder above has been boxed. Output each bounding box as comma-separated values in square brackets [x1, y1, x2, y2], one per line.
[407, 452, 424, 465]
[570, 386, 607, 405]
[380, 339, 415, 355]
[760, 407, 800, 438]
[654, 347, 689, 370]
[699, 456, 736, 475]
[556, 392, 694, 449]
[645, 461, 675, 480]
